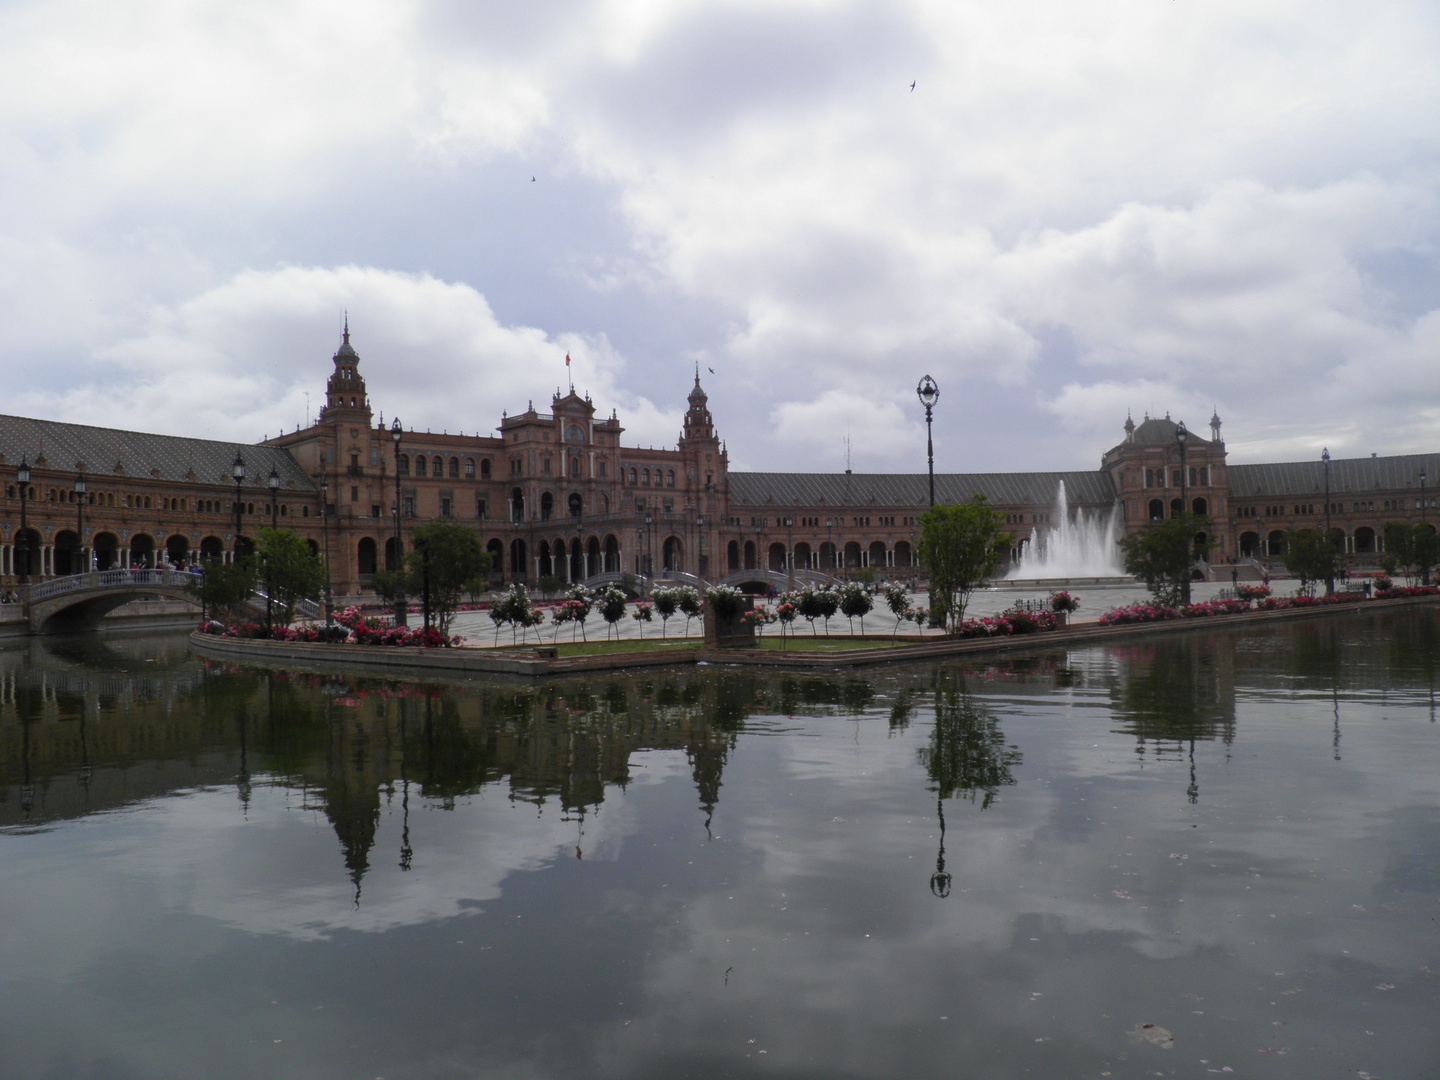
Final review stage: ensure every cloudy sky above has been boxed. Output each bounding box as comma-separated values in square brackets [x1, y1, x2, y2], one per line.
[1, 0, 1436, 472]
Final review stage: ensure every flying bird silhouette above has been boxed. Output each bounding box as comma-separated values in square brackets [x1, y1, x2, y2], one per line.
[708, 367, 715, 374]
[909, 80, 916, 91]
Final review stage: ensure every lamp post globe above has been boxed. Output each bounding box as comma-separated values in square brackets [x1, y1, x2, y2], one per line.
[390, 418, 407, 626]
[16, 456, 31, 584]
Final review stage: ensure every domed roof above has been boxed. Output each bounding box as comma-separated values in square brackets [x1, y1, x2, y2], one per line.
[334, 318, 359, 361]
[688, 364, 707, 402]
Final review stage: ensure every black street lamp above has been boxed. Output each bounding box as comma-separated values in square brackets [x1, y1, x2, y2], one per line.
[16, 456, 30, 584]
[1416, 463, 1428, 587]
[265, 466, 281, 631]
[390, 418, 407, 626]
[74, 473, 87, 574]
[232, 452, 246, 561]
[320, 477, 333, 626]
[917, 375, 939, 508]
[916, 375, 940, 626]
[1176, 421, 1190, 604]
[1322, 448, 1333, 595]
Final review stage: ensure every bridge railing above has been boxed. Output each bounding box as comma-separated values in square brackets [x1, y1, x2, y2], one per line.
[26, 568, 202, 603]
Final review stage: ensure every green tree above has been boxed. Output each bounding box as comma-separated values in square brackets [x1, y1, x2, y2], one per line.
[838, 581, 874, 633]
[404, 522, 491, 633]
[255, 527, 327, 628]
[1119, 513, 1211, 607]
[918, 497, 1013, 631]
[187, 558, 255, 622]
[1382, 522, 1438, 586]
[1282, 527, 1339, 596]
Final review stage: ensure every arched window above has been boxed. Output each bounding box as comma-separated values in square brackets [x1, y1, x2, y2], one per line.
[568, 493, 582, 518]
[629, 468, 637, 485]
[642, 469, 650, 486]
[667, 469, 675, 488]
[411, 454, 423, 477]
[570, 457, 580, 479]
[480, 459, 491, 479]
[449, 457, 460, 478]
[431, 457, 443, 478]
[464, 458, 476, 478]
[598, 460, 607, 479]
[1148, 499, 1164, 520]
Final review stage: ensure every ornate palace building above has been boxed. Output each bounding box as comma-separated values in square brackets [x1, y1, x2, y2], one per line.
[2, 329, 1436, 593]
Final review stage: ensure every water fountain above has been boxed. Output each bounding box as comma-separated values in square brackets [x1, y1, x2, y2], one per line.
[1007, 480, 1126, 581]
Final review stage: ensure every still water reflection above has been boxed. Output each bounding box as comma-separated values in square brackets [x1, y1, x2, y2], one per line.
[1, 610, 1437, 1078]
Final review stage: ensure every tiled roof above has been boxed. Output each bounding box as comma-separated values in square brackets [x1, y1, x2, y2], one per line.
[0, 414, 313, 491]
[730, 470, 1117, 508]
[1228, 453, 1440, 498]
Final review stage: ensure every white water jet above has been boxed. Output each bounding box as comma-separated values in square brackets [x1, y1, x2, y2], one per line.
[1008, 480, 1125, 578]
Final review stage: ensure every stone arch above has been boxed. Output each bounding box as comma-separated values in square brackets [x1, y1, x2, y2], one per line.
[540, 491, 554, 521]
[480, 458, 491, 479]
[510, 538, 528, 581]
[727, 539, 740, 571]
[568, 492, 583, 518]
[199, 535, 225, 562]
[449, 456, 460, 479]
[510, 487, 525, 522]
[1149, 499, 1164, 521]
[603, 534, 620, 573]
[464, 457, 476, 479]
[358, 537, 377, 576]
[869, 540, 886, 567]
[165, 534, 189, 566]
[1192, 497, 1207, 516]
[414, 454, 427, 477]
[743, 539, 756, 570]
[767, 541, 786, 572]
[1354, 526, 1376, 554]
[819, 541, 837, 569]
[587, 535, 601, 576]
[664, 535, 684, 572]
[844, 541, 862, 568]
[1266, 530, 1286, 556]
[130, 533, 156, 567]
[794, 541, 813, 569]
[538, 540, 554, 577]
[93, 531, 121, 570]
[53, 529, 82, 575]
[1239, 531, 1260, 558]
[894, 540, 913, 567]
[569, 537, 583, 580]
[398, 453, 410, 476]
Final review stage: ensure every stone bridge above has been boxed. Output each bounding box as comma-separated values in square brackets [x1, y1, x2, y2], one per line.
[19, 569, 205, 634]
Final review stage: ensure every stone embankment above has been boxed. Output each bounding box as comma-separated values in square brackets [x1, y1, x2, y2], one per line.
[190, 593, 1440, 677]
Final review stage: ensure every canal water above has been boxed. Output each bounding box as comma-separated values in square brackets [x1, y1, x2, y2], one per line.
[1, 611, 1436, 1079]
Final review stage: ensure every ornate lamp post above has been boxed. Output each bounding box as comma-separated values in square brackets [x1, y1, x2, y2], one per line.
[320, 476, 333, 626]
[916, 375, 940, 626]
[74, 473, 87, 574]
[231, 452, 247, 561]
[1416, 463, 1428, 587]
[1322, 448, 1333, 595]
[265, 467, 281, 631]
[16, 456, 30, 584]
[1176, 421, 1190, 604]
[390, 418, 407, 626]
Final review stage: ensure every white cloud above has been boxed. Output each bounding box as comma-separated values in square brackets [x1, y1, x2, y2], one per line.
[0, 0, 1436, 469]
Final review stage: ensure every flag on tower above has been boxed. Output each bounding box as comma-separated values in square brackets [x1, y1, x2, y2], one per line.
[565, 353, 571, 367]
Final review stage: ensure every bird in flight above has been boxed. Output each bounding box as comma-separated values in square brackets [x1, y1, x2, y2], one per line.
[708, 367, 715, 374]
[531, 176, 536, 182]
[909, 80, 916, 91]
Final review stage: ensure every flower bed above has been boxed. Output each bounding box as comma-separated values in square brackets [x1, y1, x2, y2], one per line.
[196, 606, 461, 648]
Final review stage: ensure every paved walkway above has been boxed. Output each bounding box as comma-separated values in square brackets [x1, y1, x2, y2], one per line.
[449, 580, 1251, 647]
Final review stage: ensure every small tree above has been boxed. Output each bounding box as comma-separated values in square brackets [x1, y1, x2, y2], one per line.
[1282, 528, 1339, 597]
[796, 586, 825, 635]
[632, 602, 653, 638]
[676, 586, 702, 636]
[838, 582, 874, 633]
[496, 583, 535, 645]
[883, 581, 910, 637]
[537, 573, 564, 599]
[652, 586, 679, 638]
[1382, 522, 1439, 586]
[918, 497, 1013, 631]
[1118, 512, 1211, 607]
[816, 586, 840, 634]
[598, 585, 629, 639]
[255, 527, 327, 629]
[187, 559, 255, 622]
[405, 522, 492, 633]
[564, 583, 595, 641]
